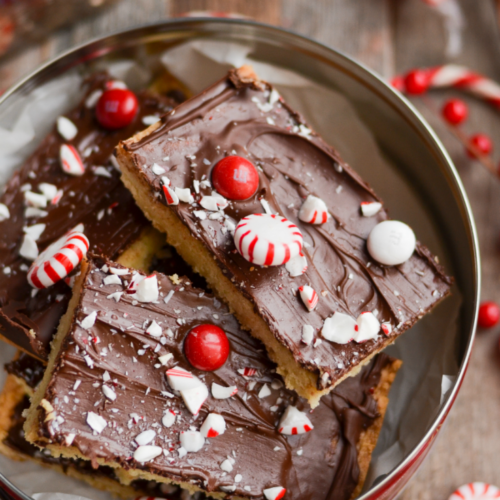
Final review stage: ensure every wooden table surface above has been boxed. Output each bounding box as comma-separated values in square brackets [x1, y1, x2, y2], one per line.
[2, 0, 500, 498]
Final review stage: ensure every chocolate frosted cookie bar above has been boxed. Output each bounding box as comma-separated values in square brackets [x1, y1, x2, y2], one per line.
[116, 66, 451, 407]
[0, 72, 179, 360]
[25, 257, 401, 500]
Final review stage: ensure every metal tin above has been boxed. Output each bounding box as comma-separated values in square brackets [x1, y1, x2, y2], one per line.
[0, 19, 480, 500]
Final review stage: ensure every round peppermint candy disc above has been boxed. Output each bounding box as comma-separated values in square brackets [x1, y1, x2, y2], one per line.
[367, 220, 416, 266]
[449, 483, 500, 500]
[27, 228, 89, 289]
[234, 214, 303, 266]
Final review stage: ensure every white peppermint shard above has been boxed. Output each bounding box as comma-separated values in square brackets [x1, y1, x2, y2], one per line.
[301, 325, 314, 345]
[166, 367, 202, 391]
[102, 385, 116, 401]
[146, 320, 162, 337]
[86, 412, 107, 433]
[79, 311, 97, 330]
[175, 187, 194, 203]
[23, 223, 46, 241]
[57, 116, 78, 141]
[263, 486, 287, 500]
[200, 413, 226, 438]
[133, 445, 162, 463]
[211, 383, 238, 399]
[258, 383, 272, 398]
[38, 183, 58, 201]
[285, 253, 308, 277]
[24, 191, 47, 208]
[354, 312, 380, 342]
[322, 312, 357, 344]
[278, 406, 313, 435]
[180, 383, 209, 415]
[360, 201, 382, 217]
[162, 410, 176, 428]
[136, 274, 158, 303]
[220, 458, 233, 472]
[19, 235, 38, 261]
[103, 274, 121, 285]
[0, 204, 10, 222]
[135, 429, 156, 446]
[179, 431, 205, 452]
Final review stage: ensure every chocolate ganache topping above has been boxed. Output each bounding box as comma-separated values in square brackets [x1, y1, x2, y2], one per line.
[0, 73, 178, 360]
[122, 68, 452, 390]
[33, 257, 398, 500]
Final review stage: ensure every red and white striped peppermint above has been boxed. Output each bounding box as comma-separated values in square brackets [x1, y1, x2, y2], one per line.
[263, 487, 287, 500]
[200, 413, 226, 438]
[234, 214, 303, 266]
[278, 406, 313, 435]
[27, 228, 89, 289]
[298, 285, 318, 312]
[285, 253, 308, 277]
[60, 144, 85, 176]
[162, 184, 179, 205]
[449, 483, 500, 500]
[398, 65, 500, 109]
[211, 383, 238, 399]
[181, 383, 208, 415]
[166, 367, 201, 391]
[360, 201, 382, 217]
[298, 195, 329, 225]
[238, 367, 257, 377]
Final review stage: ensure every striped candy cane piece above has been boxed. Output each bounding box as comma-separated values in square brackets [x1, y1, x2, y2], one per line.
[449, 483, 500, 500]
[234, 214, 303, 266]
[166, 367, 202, 391]
[298, 195, 329, 225]
[60, 144, 85, 176]
[278, 405, 314, 435]
[27, 228, 89, 289]
[263, 487, 287, 500]
[298, 285, 319, 312]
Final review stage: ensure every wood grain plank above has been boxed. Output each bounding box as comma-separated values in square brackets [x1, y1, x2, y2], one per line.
[392, 1, 500, 496]
[170, 0, 282, 25]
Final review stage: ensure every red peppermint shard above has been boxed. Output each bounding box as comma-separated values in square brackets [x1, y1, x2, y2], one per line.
[60, 144, 85, 176]
[448, 483, 500, 500]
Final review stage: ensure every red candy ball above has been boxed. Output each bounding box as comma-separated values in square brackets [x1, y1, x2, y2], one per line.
[95, 88, 138, 130]
[184, 324, 230, 371]
[404, 69, 430, 95]
[478, 301, 500, 329]
[212, 156, 259, 200]
[467, 133, 493, 159]
[442, 99, 468, 125]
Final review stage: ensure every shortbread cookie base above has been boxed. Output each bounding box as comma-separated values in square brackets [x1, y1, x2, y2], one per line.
[0, 374, 144, 499]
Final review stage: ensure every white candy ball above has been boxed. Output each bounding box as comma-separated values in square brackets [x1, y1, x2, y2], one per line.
[367, 220, 416, 266]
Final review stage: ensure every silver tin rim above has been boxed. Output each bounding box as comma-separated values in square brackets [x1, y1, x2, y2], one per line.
[0, 17, 480, 500]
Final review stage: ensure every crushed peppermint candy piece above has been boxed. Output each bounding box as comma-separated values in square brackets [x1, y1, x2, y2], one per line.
[85, 89, 103, 108]
[360, 201, 382, 217]
[146, 320, 162, 337]
[151, 163, 166, 175]
[179, 431, 205, 452]
[175, 187, 194, 203]
[0, 204, 11, 221]
[60, 144, 85, 176]
[162, 410, 176, 428]
[109, 267, 129, 275]
[180, 383, 209, 415]
[166, 367, 202, 391]
[264, 486, 287, 500]
[278, 406, 313, 435]
[298, 195, 329, 225]
[38, 183, 58, 201]
[200, 413, 226, 438]
[103, 274, 122, 285]
[25, 207, 47, 218]
[298, 285, 318, 312]
[79, 311, 97, 330]
[381, 322, 393, 335]
[258, 384, 272, 398]
[57, 116, 78, 141]
[211, 383, 238, 399]
[135, 429, 156, 446]
[449, 483, 500, 500]
[107, 292, 123, 302]
[220, 458, 234, 472]
[355, 312, 380, 342]
[234, 214, 303, 266]
[285, 253, 308, 277]
[102, 385, 116, 401]
[94, 166, 112, 178]
[19, 235, 38, 261]
[200, 195, 227, 211]
[238, 367, 257, 377]
[136, 274, 158, 303]
[23, 223, 46, 241]
[158, 353, 173, 365]
[322, 312, 356, 344]
[133, 445, 162, 463]
[24, 191, 47, 208]
[86, 412, 107, 433]
[27, 228, 89, 289]
[162, 184, 179, 205]
[142, 115, 160, 126]
[301, 325, 314, 345]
